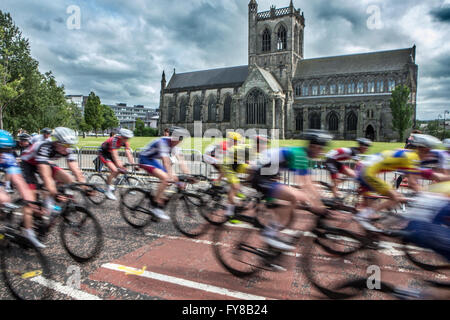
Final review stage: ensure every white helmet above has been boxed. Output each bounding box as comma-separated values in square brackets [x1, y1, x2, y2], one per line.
[443, 139, 450, 149]
[119, 128, 134, 138]
[411, 134, 441, 149]
[53, 127, 78, 145]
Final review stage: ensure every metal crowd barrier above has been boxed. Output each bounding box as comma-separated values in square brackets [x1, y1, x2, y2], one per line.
[52, 147, 432, 188]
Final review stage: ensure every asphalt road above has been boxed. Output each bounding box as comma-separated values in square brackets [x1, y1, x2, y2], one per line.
[0, 182, 448, 301]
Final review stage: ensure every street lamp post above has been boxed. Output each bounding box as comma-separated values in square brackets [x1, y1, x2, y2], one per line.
[445, 110, 449, 140]
[438, 114, 443, 139]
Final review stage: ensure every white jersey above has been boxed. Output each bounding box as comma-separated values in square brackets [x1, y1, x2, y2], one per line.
[30, 134, 52, 145]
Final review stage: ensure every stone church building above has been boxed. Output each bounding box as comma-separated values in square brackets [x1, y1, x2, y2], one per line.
[159, 0, 418, 141]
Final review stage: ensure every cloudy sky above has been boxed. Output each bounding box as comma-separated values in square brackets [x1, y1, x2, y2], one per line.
[1, 0, 449, 120]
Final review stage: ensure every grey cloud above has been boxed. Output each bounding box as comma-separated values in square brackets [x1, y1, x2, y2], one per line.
[430, 7, 450, 22]
[29, 19, 51, 32]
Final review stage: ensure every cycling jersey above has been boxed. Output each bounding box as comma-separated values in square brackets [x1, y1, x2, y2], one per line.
[251, 147, 310, 198]
[325, 147, 359, 162]
[403, 182, 450, 260]
[138, 137, 180, 174]
[325, 147, 360, 179]
[203, 141, 228, 165]
[30, 134, 52, 145]
[21, 141, 77, 165]
[256, 147, 310, 176]
[0, 152, 22, 175]
[98, 136, 131, 163]
[358, 149, 421, 196]
[420, 149, 450, 170]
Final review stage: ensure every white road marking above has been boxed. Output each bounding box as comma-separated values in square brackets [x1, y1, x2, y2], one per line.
[101, 263, 271, 300]
[143, 231, 449, 279]
[30, 276, 102, 300]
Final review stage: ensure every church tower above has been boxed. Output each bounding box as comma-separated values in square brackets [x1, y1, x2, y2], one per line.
[248, 0, 305, 87]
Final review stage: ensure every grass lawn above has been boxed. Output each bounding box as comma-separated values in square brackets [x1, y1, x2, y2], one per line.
[76, 136, 404, 155]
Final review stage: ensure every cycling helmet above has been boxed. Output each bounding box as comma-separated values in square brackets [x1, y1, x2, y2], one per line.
[410, 134, 441, 149]
[118, 128, 134, 139]
[41, 128, 52, 135]
[31, 133, 38, 137]
[169, 127, 185, 141]
[53, 127, 78, 145]
[227, 132, 243, 142]
[18, 133, 31, 141]
[0, 130, 15, 149]
[303, 130, 333, 146]
[443, 138, 450, 149]
[356, 138, 372, 147]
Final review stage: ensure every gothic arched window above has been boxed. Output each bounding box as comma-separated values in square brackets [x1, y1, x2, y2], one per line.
[277, 25, 287, 51]
[294, 25, 299, 53]
[296, 113, 303, 131]
[208, 95, 216, 122]
[179, 97, 187, 122]
[223, 95, 232, 122]
[347, 112, 358, 131]
[328, 113, 339, 131]
[246, 89, 267, 125]
[193, 97, 201, 121]
[309, 112, 321, 130]
[262, 28, 271, 52]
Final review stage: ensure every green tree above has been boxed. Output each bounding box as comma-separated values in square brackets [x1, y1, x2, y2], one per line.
[134, 118, 145, 136]
[84, 92, 103, 137]
[1, 11, 70, 134]
[389, 85, 414, 142]
[100, 104, 119, 133]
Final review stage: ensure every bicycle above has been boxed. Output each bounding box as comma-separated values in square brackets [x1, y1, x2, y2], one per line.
[212, 194, 353, 277]
[0, 203, 52, 300]
[11, 183, 104, 263]
[120, 174, 208, 238]
[87, 164, 145, 204]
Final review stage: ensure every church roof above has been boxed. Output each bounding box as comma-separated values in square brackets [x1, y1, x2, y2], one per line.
[295, 47, 415, 78]
[166, 65, 248, 90]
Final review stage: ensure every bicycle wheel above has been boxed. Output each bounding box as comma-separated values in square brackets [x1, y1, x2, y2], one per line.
[86, 174, 107, 205]
[403, 240, 450, 272]
[59, 206, 103, 263]
[119, 176, 142, 191]
[212, 223, 263, 277]
[313, 213, 369, 256]
[169, 193, 209, 238]
[301, 234, 377, 299]
[120, 188, 153, 228]
[1, 235, 52, 300]
[201, 190, 229, 226]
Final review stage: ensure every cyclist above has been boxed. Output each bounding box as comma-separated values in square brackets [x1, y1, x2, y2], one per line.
[138, 127, 189, 220]
[223, 142, 252, 218]
[248, 130, 332, 251]
[30, 128, 52, 145]
[21, 127, 85, 217]
[203, 131, 243, 184]
[354, 134, 448, 230]
[324, 138, 372, 199]
[98, 128, 136, 200]
[391, 181, 450, 299]
[0, 130, 44, 248]
[3, 133, 33, 193]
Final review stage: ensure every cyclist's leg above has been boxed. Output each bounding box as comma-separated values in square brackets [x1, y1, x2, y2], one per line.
[325, 159, 340, 198]
[138, 158, 169, 207]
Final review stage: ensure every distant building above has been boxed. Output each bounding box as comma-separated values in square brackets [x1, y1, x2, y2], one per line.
[159, 0, 418, 141]
[66, 95, 88, 115]
[108, 103, 158, 130]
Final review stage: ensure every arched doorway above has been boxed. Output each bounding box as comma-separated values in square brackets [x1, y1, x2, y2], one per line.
[366, 125, 375, 141]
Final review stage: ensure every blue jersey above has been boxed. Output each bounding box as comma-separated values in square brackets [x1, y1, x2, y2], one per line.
[0, 153, 22, 175]
[139, 137, 179, 160]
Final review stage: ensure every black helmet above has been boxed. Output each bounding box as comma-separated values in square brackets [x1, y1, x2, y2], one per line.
[18, 133, 31, 141]
[303, 130, 333, 146]
[41, 128, 52, 134]
[356, 138, 372, 147]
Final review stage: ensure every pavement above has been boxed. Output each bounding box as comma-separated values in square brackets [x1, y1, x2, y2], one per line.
[0, 187, 447, 301]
